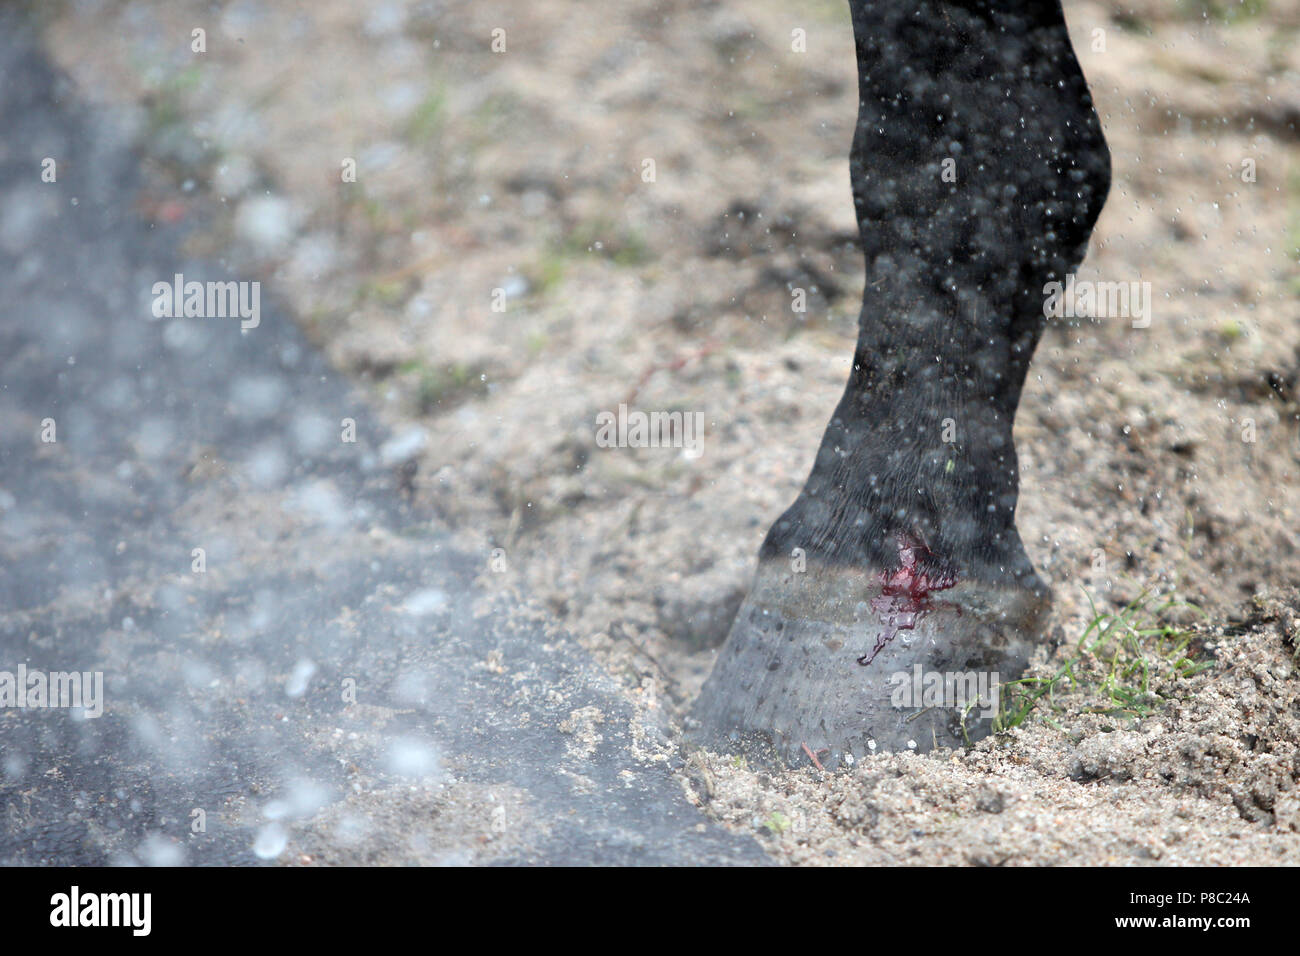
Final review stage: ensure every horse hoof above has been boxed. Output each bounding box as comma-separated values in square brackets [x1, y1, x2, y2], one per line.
[689, 554, 1050, 768]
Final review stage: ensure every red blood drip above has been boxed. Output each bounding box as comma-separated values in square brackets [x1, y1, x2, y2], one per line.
[857, 531, 959, 666]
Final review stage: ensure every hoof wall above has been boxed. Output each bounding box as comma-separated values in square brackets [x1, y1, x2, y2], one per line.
[690, 557, 1049, 767]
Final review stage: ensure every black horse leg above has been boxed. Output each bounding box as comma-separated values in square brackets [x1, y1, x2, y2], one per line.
[692, 0, 1110, 764]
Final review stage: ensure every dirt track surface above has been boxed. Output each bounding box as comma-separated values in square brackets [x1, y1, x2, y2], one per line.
[6, 0, 1300, 863]
[0, 12, 766, 866]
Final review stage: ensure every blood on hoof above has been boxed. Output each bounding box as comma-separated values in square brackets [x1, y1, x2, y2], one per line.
[858, 532, 960, 666]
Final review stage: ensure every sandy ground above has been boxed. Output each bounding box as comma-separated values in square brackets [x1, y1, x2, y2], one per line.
[37, 0, 1300, 863]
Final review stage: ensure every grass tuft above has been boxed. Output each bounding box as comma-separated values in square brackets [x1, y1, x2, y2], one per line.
[993, 588, 1212, 733]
